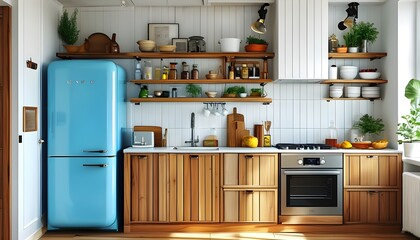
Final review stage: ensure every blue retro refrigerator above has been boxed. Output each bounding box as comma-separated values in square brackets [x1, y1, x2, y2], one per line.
[47, 60, 126, 231]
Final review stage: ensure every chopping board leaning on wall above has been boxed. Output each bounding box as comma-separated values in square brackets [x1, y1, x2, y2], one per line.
[227, 107, 249, 147]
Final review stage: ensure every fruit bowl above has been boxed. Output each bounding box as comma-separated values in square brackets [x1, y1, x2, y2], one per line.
[351, 141, 372, 149]
[359, 72, 381, 79]
[372, 141, 388, 149]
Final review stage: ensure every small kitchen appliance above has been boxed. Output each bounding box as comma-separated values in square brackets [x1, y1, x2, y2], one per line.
[133, 131, 154, 147]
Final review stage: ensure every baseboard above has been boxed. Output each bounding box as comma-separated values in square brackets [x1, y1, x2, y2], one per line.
[279, 215, 343, 224]
[26, 215, 47, 240]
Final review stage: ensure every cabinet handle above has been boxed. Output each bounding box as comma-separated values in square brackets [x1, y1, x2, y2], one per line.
[366, 155, 374, 158]
[83, 164, 108, 167]
[245, 190, 254, 194]
[245, 155, 253, 159]
[190, 155, 199, 159]
[137, 155, 147, 160]
[369, 191, 377, 194]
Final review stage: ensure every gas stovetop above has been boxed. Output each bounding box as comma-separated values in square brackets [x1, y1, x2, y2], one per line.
[274, 143, 333, 150]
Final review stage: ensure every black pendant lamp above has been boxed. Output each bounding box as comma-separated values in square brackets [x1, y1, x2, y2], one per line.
[338, 2, 359, 30]
[251, 3, 270, 34]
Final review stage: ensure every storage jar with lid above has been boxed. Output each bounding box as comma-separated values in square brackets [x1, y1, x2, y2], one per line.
[191, 64, 199, 79]
[169, 62, 177, 79]
[143, 60, 152, 80]
[188, 36, 206, 52]
[181, 62, 190, 79]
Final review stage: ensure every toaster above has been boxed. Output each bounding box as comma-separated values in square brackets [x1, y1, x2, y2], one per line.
[132, 131, 154, 147]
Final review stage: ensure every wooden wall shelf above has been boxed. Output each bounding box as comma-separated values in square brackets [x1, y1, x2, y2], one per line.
[130, 97, 272, 104]
[321, 79, 388, 84]
[328, 52, 387, 60]
[130, 79, 273, 84]
[57, 52, 275, 60]
[325, 97, 381, 101]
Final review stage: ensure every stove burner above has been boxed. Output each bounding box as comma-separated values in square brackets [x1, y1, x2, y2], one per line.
[275, 143, 333, 150]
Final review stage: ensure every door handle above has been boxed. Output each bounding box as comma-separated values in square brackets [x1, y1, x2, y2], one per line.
[82, 164, 108, 167]
[38, 139, 45, 144]
[83, 150, 108, 153]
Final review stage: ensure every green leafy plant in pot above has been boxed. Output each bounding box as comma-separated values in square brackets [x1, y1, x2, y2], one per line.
[342, 29, 360, 52]
[58, 9, 80, 52]
[245, 35, 268, 52]
[397, 79, 420, 157]
[351, 21, 379, 52]
[224, 86, 245, 97]
[186, 84, 202, 97]
[353, 114, 384, 142]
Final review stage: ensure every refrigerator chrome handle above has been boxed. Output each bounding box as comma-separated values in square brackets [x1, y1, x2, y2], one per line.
[82, 164, 108, 167]
[83, 150, 108, 153]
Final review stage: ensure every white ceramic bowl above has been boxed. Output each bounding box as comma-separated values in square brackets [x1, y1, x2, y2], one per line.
[330, 91, 343, 98]
[205, 91, 217, 98]
[340, 66, 358, 70]
[340, 71, 358, 79]
[345, 86, 361, 98]
[359, 72, 381, 79]
[239, 93, 247, 98]
[137, 40, 156, 52]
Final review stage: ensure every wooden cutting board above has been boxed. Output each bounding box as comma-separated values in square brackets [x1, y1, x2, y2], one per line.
[134, 126, 162, 147]
[227, 107, 245, 147]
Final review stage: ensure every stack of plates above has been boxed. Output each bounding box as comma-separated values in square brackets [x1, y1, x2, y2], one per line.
[361, 86, 380, 98]
[330, 85, 343, 98]
[345, 86, 361, 98]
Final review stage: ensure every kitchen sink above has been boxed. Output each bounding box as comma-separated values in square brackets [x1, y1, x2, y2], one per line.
[172, 146, 219, 151]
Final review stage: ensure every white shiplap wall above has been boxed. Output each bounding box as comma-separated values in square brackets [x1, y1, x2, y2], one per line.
[64, 4, 385, 146]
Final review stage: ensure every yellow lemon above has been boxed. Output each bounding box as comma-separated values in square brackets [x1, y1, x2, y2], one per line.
[242, 135, 258, 148]
[341, 140, 352, 149]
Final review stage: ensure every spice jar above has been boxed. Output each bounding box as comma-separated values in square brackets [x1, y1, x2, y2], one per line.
[143, 60, 152, 80]
[241, 64, 249, 79]
[162, 66, 169, 80]
[181, 62, 190, 79]
[191, 64, 199, 79]
[228, 66, 235, 79]
[169, 62, 177, 79]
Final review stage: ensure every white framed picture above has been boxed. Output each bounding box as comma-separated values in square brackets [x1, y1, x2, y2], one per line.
[148, 23, 179, 47]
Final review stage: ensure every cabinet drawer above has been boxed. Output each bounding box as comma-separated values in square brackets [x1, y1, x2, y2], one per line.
[344, 189, 401, 224]
[344, 154, 401, 188]
[222, 189, 278, 223]
[223, 153, 278, 187]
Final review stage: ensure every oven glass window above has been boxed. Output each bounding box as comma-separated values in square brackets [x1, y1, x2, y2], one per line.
[286, 175, 337, 207]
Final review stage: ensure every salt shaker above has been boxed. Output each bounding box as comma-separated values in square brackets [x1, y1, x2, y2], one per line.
[329, 65, 338, 79]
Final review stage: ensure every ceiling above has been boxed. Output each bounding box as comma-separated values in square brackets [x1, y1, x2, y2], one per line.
[55, 0, 206, 7]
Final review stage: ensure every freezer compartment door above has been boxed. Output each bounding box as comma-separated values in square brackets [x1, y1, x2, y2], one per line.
[48, 157, 117, 229]
[48, 60, 118, 156]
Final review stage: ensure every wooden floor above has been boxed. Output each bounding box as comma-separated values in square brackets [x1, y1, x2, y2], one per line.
[41, 224, 419, 240]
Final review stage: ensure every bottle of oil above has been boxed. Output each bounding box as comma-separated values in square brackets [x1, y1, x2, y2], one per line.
[191, 64, 199, 79]
[181, 62, 190, 79]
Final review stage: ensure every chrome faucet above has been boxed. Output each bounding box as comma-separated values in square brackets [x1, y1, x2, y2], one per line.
[185, 112, 199, 147]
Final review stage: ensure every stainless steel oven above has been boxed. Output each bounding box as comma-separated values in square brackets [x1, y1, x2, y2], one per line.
[280, 153, 343, 216]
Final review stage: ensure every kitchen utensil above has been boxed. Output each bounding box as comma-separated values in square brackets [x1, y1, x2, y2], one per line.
[85, 32, 112, 53]
[264, 121, 272, 133]
[254, 124, 264, 147]
[162, 128, 168, 147]
[227, 107, 245, 147]
[133, 126, 162, 147]
[203, 104, 211, 117]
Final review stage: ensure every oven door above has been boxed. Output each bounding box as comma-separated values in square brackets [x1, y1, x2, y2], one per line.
[281, 169, 342, 215]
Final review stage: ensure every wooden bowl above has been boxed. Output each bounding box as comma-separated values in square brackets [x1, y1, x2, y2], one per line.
[206, 73, 218, 79]
[205, 91, 217, 98]
[351, 141, 372, 149]
[336, 47, 348, 53]
[137, 40, 156, 52]
[159, 45, 176, 52]
[371, 141, 388, 149]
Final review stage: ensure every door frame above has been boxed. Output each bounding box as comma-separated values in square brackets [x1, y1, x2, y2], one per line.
[0, 5, 11, 240]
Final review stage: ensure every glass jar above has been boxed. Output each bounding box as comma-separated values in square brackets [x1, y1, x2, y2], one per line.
[154, 67, 161, 80]
[181, 62, 190, 79]
[228, 66, 235, 79]
[162, 66, 169, 80]
[169, 62, 177, 79]
[241, 64, 249, 79]
[188, 36, 206, 52]
[143, 60, 152, 80]
[191, 64, 199, 79]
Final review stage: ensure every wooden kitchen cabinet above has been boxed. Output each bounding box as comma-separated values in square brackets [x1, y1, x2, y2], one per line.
[221, 153, 278, 222]
[343, 154, 402, 224]
[124, 153, 220, 232]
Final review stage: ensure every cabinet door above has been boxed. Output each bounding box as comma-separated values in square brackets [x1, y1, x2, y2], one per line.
[124, 153, 168, 225]
[168, 153, 220, 222]
[344, 190, 401, 224]
[276, 0, 328, 79]
[223, 189, 277, 223]
[344, 154, 401, 188]
[223, 154, 278, 187]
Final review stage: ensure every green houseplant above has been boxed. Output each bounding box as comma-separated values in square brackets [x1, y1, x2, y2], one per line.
[224, 86, 245, 97]
[351, 21, 379, 52]
[245, 35, 268, 52]
[397, 79, 420, 157]
[185, 84, 202, 97]
[353, 114, 384, 141]
[58, 9, 80, 52]
[342, 30, 360, 52]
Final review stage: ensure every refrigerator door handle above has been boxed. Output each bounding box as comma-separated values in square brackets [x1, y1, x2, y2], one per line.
[83, 150, 108, 153]
[82, 164, 109, 167]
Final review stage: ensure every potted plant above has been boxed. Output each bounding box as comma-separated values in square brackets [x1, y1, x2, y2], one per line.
[342, 30, 359, 53]
[351, 21, 379, 52]
[58, 9, 80, 52]
[397, 79, 420, 157]
[223, 86, 245, 98]
[245, 35, 268, 52]
[353, 114, 384, 142]
[185, 84, 202, 97]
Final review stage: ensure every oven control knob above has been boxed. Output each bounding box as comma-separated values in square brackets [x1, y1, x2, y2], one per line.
[297, 159, 303, 165]
[320, 159, 326, 165]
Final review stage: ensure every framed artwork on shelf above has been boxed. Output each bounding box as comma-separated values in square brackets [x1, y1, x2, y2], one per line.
[148, 23, 179, 47]
[172, 38, 188, 52]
